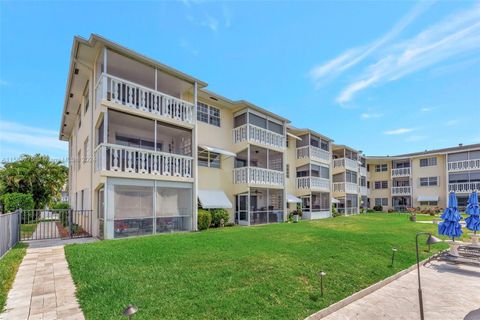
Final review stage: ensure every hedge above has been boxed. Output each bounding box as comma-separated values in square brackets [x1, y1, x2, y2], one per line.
[2, 193, 34, 213]
[210, 209, 229, 227]
[198, 209, 211, 231]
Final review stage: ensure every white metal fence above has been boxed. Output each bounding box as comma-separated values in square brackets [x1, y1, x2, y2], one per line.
[0, 211, 20, 259]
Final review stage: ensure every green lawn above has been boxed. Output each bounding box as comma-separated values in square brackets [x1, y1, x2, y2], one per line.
[20, 223, 37, 239]
[65, 214, 448, 320]
[0, 243, 27, 311]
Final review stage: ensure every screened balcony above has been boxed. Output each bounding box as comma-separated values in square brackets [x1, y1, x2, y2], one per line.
[332, 171, 358, 194]
[296, 164, 330, 192]
[235, 189, 284, 226]
[233, 146, 284, 187]
[448, 172, 480, 193]
[296, 133, 330, 164]
[95, 49, 194, 125]
[391, 160, 411, 177]
[232, 111, 285, 150]
[94, 110, 193, 179]
[335, 195, 358, 215]
[447, 151, 480, 172]
[333, 148, 358, 172]
[301, 192, 331, 220]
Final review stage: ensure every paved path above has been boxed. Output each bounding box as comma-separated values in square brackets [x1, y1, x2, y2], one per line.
[1, 239, 96, 320]
[316, 260, 480, 320]
[30, 221, 60, 241]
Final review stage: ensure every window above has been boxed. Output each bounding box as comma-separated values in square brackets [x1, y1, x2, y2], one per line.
[375, 198, 388, 206]
[198, 148, 221, 168]
[320, 139, 329, 152]
[77, 150, 81, 171]
[420, 157, 437, 167]
[84, 84, 89, 114]
[78, 106, 82, 128]
[286, 164, 290, 179]
[375, 164, 388, 172]
[419, 177, 438, 186]
[420, 201, 438, 206]
[197, 102, 220, 127]
[374, 181, 388, 189]
[83, 138, 89, 164]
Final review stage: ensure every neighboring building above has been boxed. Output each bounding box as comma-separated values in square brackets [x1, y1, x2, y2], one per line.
[59, 34, 339, 239]
[367, 143, 480, 211]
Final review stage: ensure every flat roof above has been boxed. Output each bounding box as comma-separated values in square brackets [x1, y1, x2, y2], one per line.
[367, 143, 480, 159]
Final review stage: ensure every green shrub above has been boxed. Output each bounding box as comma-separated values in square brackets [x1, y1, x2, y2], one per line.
[332, 205, 340, 218]
[52, 202, 70, 210]
[2, 193, 34, 212]
[387, 208, 395, 213]
[366, 209, 374, 213]
[373, 205, 383, 212]
[198, 209, 211, 231]
[210, 209, 229, 228]
[224, 222, 235, 227]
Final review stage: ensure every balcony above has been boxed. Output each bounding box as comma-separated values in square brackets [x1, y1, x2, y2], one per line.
[296, 146, 330, 164]
[333, 182, 358, 194]
[233, 167, 284, 187]
[94, 143, 193, 179]
[391, 167, 411, 177]
[233, 124, 285, 150]
[358, 186, 368, 195]
[96, 73, 194, 125]
[333, 158, 358, 172]
[391, 186, 411, 195]
[448, 159, 480, 172]
[449, 182, 480, 193]
[296, 177, 330, 192]
[359, 166, 367, 177]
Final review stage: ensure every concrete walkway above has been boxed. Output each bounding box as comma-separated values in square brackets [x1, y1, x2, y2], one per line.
[313, 260, 480, 320]
[1, 239, 96, 320]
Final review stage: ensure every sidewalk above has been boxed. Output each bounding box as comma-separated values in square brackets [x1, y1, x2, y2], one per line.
[310, 259, 480, 320]
[1, 239, 95, 320]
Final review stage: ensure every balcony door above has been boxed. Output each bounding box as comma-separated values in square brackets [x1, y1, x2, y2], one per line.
[236, 194, 248, 225]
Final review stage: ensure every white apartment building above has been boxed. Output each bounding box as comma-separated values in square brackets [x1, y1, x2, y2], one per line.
[60, 34, 338, 239]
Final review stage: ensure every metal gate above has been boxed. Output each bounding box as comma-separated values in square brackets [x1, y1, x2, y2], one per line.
[20, 209, 93, 241]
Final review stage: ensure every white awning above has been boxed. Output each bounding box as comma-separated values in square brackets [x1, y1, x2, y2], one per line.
[287, 194, 302, 203]
[331, 198, 341, 204]
[199, 145, 236, 157]
[287, 132, 302, 141]
[198, 190, 233, 209]
[417, 195, 439, 202]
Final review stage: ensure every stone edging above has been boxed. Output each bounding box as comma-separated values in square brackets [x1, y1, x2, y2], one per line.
[305, 257, 434, 319]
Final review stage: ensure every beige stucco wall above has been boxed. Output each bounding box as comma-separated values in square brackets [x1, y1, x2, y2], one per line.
[411, 154, 447, 208]
[366, 159, 392, 209]
[197, 98, 236, 221]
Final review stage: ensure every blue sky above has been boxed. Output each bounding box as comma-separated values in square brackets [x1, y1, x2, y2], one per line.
[1, 1, 479, 162]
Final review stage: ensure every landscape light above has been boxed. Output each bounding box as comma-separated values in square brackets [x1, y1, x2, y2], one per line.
[391, 248, 398, 266]
[319, 271, 326, 297]
[122, 304, 138, 319]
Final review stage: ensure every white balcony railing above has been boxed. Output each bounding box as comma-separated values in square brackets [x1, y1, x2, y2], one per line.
[96, 73, 194, 125]
[359, 166, 367, 177]
[449, 182, 480, 193]
[296, 146, 330, 163]
[232, 124, 285, 150]
[448, 159, 480, 172]
[391, 167, 411, 177]
[358, 186, 368, 195]
[391, 186, 411, 195]
[296, 177, 330, 191]
[233, 167, 284, 186]
[333, 182, 358, 193]
[333, 158, 358, 171]
[94, 143, 193, 178]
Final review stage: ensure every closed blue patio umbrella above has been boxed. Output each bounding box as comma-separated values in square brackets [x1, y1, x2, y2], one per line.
[465, 191, 480, 234]
[438, 192, 463, 241]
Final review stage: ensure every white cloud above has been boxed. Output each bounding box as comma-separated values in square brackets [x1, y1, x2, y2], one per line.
[222, 4, 232, 28]
[179, 38, 199, 56]
[336, 3, 480, 104]
[0, 120, 67, 151]
[309, 1, 433, 88]
[384, 128, 415, 135]
[445, 119, 460, 127]
[420, 106, 436, 112]
[360, 112, 383, 119]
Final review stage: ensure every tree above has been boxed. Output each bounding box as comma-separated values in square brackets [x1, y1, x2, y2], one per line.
[0, 154, 68, 209]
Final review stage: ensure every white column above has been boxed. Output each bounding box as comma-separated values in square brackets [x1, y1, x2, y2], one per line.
[192, 82, 198, 231]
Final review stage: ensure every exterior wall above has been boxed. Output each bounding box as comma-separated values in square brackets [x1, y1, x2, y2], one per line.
[366, 159, 392, 210]
[197, 99, 235, 221]
[285, 136, 298, 213]
[411, 154, 447, 208]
